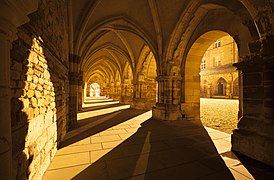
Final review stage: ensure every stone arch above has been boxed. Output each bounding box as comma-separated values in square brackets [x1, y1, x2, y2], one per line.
[122, 62, 133, 83]
[133, 48, 158, 110]
[109, 70, 121, 100]
[167, 1, 259, 68]
[135, 45, 154, 81]
[120, 62, 134, 104]
[182, 30, 239, 120]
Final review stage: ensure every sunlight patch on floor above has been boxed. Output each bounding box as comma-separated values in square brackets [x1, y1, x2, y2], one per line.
[205, 127, 254, 179]
[43, 110, 152, 180]
[43, 105, 254, 180]
[77, 105, 130, 120]
[82, 101, 119, 108]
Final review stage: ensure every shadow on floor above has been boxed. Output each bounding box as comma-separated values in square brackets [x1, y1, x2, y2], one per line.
[45, 98, 274, 180]
[60, 108, 147, 148]
[77, 104, 131, 126]
[232, 152, 274, 179]
[79, 102, 123, 112]
[72, 118, 234, 180]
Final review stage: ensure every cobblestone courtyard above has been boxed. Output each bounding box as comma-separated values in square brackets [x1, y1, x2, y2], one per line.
[200, 98, 239, 134]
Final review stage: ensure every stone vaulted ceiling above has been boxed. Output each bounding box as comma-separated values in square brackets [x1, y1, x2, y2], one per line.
[68, 0, 190, 84]
[68, 0, 258, 84]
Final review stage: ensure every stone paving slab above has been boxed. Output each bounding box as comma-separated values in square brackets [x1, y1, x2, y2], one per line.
[43, 98, 274, 180]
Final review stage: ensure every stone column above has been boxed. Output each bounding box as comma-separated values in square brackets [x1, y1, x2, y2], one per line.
[120, 83, 125, 103]
[86, 83, 90, 97]
[132, 81, 145, 109]
[69, 54, 80, 129]
[237, 70, 243, 118]
[232, 36, 274, 167]
[104, 84, 110, 98]
[0, 1, 38, 178]
[152, 76, 182, 120]
[115, 82, 121, 101]
[83, 82, 87, 102]
[77, 72, 83, 111]
[121, 81, 133, 105]
[110, 82, 114, 99]
[0, 21, 16, 180]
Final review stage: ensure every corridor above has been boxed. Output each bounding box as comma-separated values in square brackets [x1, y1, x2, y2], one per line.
[1, 1, 274, 179]
[43, 97, 258, 180]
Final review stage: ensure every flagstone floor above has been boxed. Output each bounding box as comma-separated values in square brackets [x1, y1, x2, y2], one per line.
[43, 97, 274, 180]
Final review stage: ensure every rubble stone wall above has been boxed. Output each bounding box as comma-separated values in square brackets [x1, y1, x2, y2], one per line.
[10, 0, 69, 179]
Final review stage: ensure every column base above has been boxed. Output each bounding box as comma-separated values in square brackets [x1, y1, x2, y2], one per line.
[152, 103, 181, 121]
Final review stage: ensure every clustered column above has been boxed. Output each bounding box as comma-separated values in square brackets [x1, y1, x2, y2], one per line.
[69, 54, 80, 129]
[152, 75, 182, 120]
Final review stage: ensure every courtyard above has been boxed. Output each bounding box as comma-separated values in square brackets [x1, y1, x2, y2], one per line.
[200, 98, 239, 134]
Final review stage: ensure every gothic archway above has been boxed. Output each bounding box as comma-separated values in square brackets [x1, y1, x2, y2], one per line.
[183, 31, 240, 129]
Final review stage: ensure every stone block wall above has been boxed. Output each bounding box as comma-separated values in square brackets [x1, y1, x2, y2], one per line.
[10, 0, 69, 179]
[232, 40, 274, 167]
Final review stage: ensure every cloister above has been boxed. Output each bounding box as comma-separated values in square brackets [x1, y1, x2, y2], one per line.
[0, 0, 274, 179]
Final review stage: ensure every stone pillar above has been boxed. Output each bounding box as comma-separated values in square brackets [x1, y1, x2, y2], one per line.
[0, 1, 38, 178]
[232, 36, 274, 167]
[152, 76, 182, 120]
[110, 82, 114, 99]
[0, 21, 16, 180]
[83, 82, 87, 102]
[77, 72, 83, 111]
[120, 83, 125, 103]
[115, 82, 121, 101]
[120, 80, 133, 105]
[181, 70, 200, 121]
[100, 83, 106, 97]
[86, 83, 90, 97]
[132, 80, 145, 109]
[133, 79, 157, 110]
[238, 71, 243, 118]
[69, 54, 80, 129]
